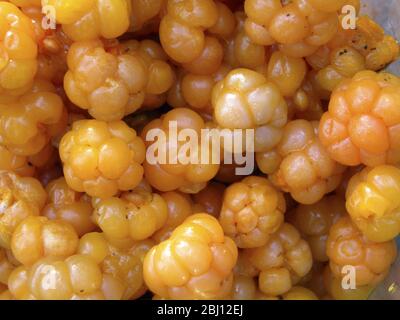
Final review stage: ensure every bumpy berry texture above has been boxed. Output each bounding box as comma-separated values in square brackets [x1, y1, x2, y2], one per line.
[0, 79, 67, 174]
[117, 39, 174, 110]
[44, 0, 131, 41]
[212, 68, 288, 153]
[78, 232, 153, 300]
[288, 195, 346, 262]
[172, 63, 231, 113]
[307, 15, 400, 94]
[309, 46, 366, 92]
[346, 166, 400, 242]
[160, 0, 218, 63]
[244, 223, 313, 296]
[143, 214, 238, 299]
[0, 2, 38, 91]
[258, 120, 345, 204]
[223, 12, 269, 70]
[313, 16, 400, 73]
[93, 180, 168, 244]
[65, 40, 172, 121]
[152, 191, 194, 243]
[0, 171, 47, 248]
[319, 71, 400, 166]
[219, 176, 286, 248]
[59, 119, 145, 198]
[267, 51, 307, 98]
[244, 0, 343, 54]
[11, 216, 79, 266]
[326, 217, 397, 287]
[42, 177, 95, 237]
[7, 254, 122, 300]
[142, 108, 220, 193]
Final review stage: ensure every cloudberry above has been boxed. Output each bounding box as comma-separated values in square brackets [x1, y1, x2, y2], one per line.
[244, 223, 313, 296]
[346, 165, 400, 242]
[326, 217, 397, 287]
[143, 214, 238, 299]
[42, 177, 95, 237]
[11, 216, 79, 266]
[59, 119, 145, 198]
[0, 171, 46, 248]
[0, 2, 38, 91]
[152, 191, 194, 243]
[212, 68, 288, 153]
[142, 108, 220, 193]
[319, 71, 400, 166]
[44, 0, 131, 41]
[220, 176, 286, 248]
[78, 232, 153, 300]
[258, 120, 345, 204]
[93, 180, 168, 244]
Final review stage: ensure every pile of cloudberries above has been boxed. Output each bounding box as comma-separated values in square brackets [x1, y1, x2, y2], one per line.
[0, 0, 399, 300]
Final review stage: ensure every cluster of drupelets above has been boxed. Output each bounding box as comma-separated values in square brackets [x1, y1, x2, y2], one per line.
[0, 0, 399, 300]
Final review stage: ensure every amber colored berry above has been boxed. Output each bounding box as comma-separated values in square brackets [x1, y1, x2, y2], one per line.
[160, 0, 218, 63]
[192, 182, 225, 218]
[142, 108, 220, 193]
[326, 216, 397, 287]
[346, 165, 400, 242]
[319, 71, 400, 167]
[59, 119, 145, 198]
[315, 46, 366, 92]
[180, 63, 231, 112]
[0, 171, 46, 248]
[65, 40, 172, 121]
[212, 68, 288, 153]
[258, 120, 345, 204]
[8, 254, 106, 300]
[245, 223, 313, 296]
[328, 16, 399, 71]
[152, 191, 194, 243]
[117, 39, 175, 106]
[220, 176, 286, 248]
[0, 2, 38, 91]
[267, 51, 307, 98]
[288, 195, 346, 261]
[42, 177, 95, 237]
[11, 216, 79, 266]
[45, 0, 131, 41]
[244, 0, 340, 52]
[208, 2, 236, 39]
[0, 80, 66, 165]
[143, 214, 238, 299]
[78, 232, 152, 300]
[93, 180, 168, 243]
